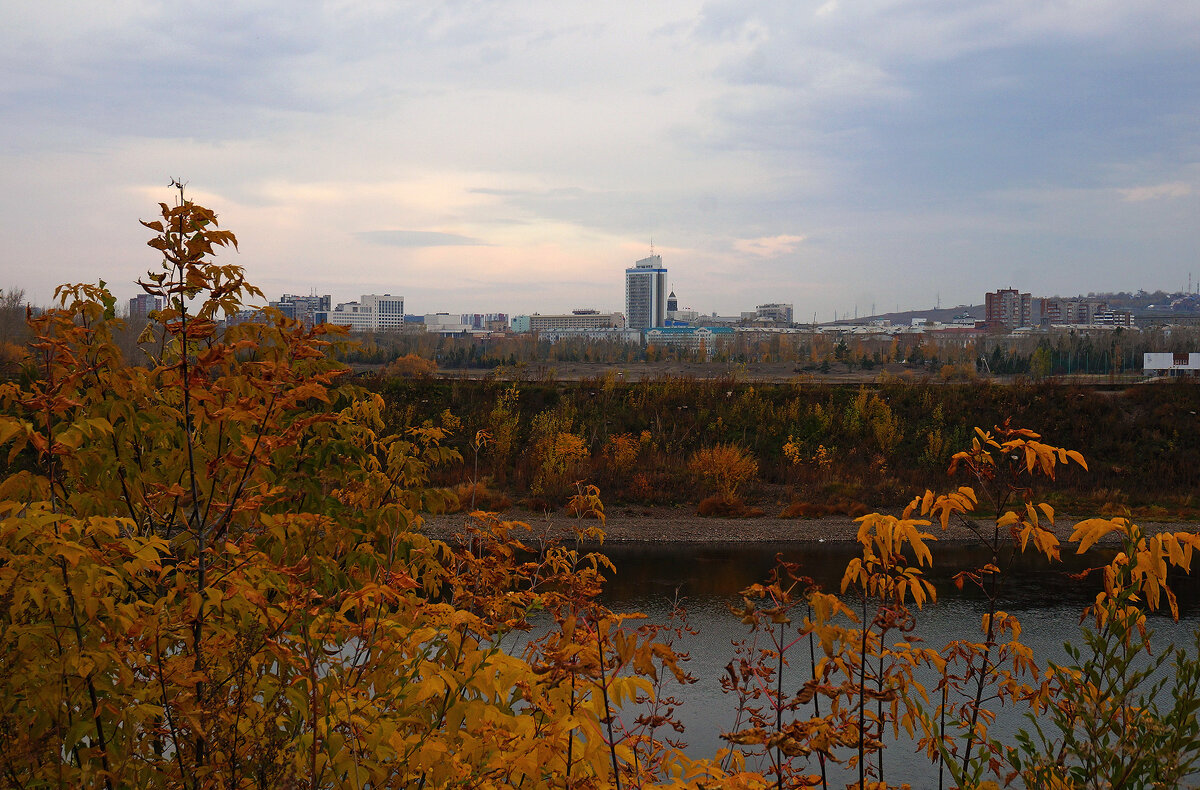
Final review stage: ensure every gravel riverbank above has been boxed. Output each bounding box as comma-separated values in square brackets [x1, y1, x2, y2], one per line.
[418, 505, 1191, 547]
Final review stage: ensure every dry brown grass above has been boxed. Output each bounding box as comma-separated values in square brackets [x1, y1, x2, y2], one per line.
[778, 499, 870, 519]
[446, 481, 512, 513]
[697, 495, 766, 518]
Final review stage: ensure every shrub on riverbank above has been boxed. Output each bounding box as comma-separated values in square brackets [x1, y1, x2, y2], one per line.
[370, 372, 1200, 517]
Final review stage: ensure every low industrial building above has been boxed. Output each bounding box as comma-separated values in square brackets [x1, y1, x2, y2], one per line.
[1144, 352, 1200, 377]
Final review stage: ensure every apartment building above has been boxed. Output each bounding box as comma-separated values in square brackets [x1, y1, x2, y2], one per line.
[985, 289, 1033, 330]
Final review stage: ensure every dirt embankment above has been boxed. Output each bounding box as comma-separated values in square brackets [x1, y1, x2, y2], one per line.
[419, 505, 1190, 547]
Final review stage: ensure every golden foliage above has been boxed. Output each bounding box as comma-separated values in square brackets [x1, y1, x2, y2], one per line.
[687, 443, 759, 503]
[0, 191, 747, 789]
[602, 432, 639, 479]
[384, 351, 438, 378]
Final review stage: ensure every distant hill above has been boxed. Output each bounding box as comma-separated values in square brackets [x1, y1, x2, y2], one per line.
[824, 291, 1200, 328]
[834, 304, 984, 326]
[1052, 291, 1171, 310]
[1038, 291, 1200, 319]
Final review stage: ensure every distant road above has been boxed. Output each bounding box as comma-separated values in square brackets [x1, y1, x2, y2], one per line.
[416, 361, 1144, 386]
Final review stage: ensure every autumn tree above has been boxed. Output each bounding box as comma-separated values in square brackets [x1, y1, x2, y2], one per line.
[383, 351, 438, 378]
[0, 189, 745, 789]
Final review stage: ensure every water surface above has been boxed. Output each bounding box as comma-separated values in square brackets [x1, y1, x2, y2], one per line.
[586, 542, 1200, 784]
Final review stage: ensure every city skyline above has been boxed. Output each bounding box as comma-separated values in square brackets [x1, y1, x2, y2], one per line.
[2, 3, 1198, 318]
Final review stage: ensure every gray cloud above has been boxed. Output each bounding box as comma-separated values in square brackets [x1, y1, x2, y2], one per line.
[2, 0, 1199, 317]
[356, 230, 486, 248]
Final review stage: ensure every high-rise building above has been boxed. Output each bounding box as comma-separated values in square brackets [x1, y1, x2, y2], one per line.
[985, 289, 1033, 331]
[625, 254, 668, 330]
[128, 294, 162, 317]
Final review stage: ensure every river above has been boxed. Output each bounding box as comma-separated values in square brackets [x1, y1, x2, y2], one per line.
[565, 542, 1200, 785]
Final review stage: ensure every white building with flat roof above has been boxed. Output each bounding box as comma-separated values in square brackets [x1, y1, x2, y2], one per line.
[1144, 352, 1200, 377]
[526, 312, 626, 332]
[756, 303, 794, 324]
[325, 294, 404, 332]
[423, 313, 472, 334]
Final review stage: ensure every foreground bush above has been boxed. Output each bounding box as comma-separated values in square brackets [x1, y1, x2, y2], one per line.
[0, 193, 753, 789]
[721, 426, 1200, 789]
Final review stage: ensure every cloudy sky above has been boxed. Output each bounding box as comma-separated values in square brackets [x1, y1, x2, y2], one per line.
[2, 1, 1198, 319]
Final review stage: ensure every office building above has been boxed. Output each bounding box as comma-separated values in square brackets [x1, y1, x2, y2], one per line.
[625, 255, 668, 330]
[526, 311, 626, 332]
[271, 293, 331, 327]
[756, 303, 794, 324]
[325, 294, 405, 332]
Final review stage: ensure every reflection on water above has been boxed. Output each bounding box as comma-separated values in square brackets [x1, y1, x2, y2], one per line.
[591, 542, 1200, 782]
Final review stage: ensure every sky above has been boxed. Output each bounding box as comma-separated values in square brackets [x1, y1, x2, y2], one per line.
[2, 1, 1198, 320]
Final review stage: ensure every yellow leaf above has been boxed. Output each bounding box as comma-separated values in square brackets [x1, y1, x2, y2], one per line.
[1070, 518, 1122, 554]
[58, 541, 87, 567]
[0, 417, 25, 447]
